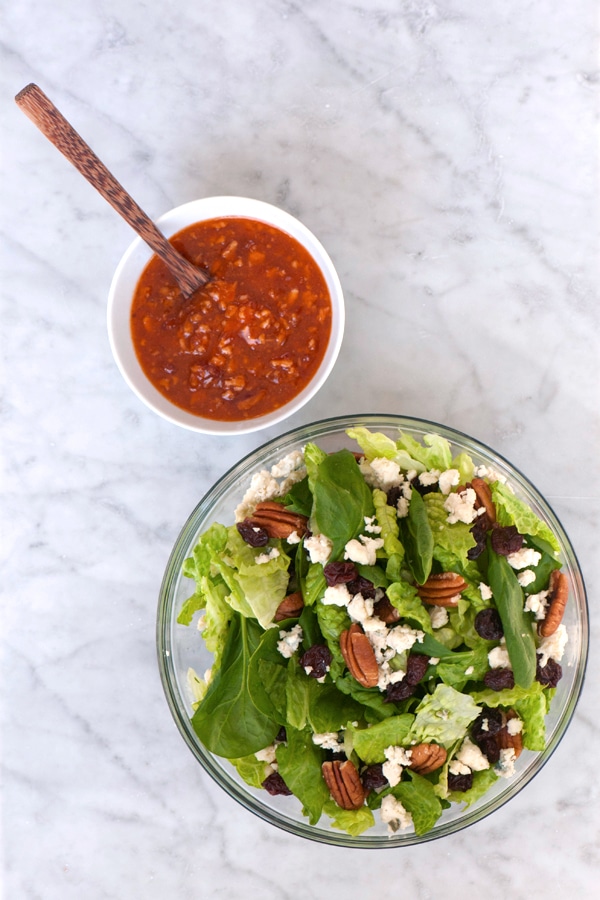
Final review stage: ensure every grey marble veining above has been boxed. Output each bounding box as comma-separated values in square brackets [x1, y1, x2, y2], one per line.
[1, 1, 599, 897]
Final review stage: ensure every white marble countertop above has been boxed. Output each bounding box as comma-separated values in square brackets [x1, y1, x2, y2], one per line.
[1, 1, 598, 897]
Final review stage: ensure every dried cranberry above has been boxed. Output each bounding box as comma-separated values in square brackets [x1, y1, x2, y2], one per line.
[262, 772, 292, 796]
[483, 668, 515, 691]
[385, 679, 416, 703]
[478, 736, 500, 764]
[386, 486, 402, 507]
[299, 644, 333, 679]
[323, 561, 357, 586]
[467, 520, 488, 560]
[236, 519, 269, 547]
[536, 657, 563, 688]
[373, 594, 400, 624]
[361, 763, 388, 792]
[275, 726, 287, 743]
[474, 608, 504, 641]
[448, 771, 473, 793]
[471, 708, 504, 743]
[490, 524, 524, 556]
[347, 576, 377, 599]
[405, 653, 429, 685]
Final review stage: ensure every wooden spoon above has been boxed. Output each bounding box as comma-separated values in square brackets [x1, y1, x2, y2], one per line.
[15, 83, 209, 297]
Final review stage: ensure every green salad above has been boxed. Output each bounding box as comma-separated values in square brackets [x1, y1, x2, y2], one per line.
[178, 428, 569, 837]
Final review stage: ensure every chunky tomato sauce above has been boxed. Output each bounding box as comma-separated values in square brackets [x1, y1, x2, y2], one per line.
[130, 217, 332, 421]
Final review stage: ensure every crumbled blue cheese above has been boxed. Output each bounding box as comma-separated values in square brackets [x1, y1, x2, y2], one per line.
[438, 469, 460, 495]
[443, 487, 478, 524]
[344, 534, 384, 566]
[255, 744, 278, 765]
[286, 530, 302, 545]
[380, 795, 413, 835]
[456, 738, 490, 771]
[429, 606, 449, 629]
[479, 582, 493, 602]
[396, 496, 410, 518]
[488, 644, 511, 669]
[524, 589, 549, 620]
[305, 533, 333, 564]
[277, 624, 303, 658]
[507, 547, 542, 570]
[255, 547, 280, 565]
[537, 624, 568, 667]
[322, 583, 352, 606]
[474, 464, 507, 484]
[312, 732, 344, 752]
[359, 457, 403, 490]
[347, 593, 375, 623]
[382, 746, 413, 787]
[235, 470, 281, 521]
[517, 569, 537, 587]
[449, 759, 471, 776]
[364, 515, 382, 534]
[270, 449, 305, 479]
[507, 717, 523, 736]
[495, 747, 517, 779]
[419, 469, 441, 487]
[386, 624, 425, 654]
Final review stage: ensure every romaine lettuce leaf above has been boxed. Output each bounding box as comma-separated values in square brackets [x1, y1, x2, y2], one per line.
[386, 579, 433, 633]
[491, 482, 561, 553]
[348, 715, 415, 764]
[393, 771, 443, 835]
[346, 427, 400, 461]
[408, 684, 481, 747]
[323, 800, 375, 836]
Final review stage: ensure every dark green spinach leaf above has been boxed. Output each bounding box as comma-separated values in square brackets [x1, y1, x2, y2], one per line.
[487, 548, 536, 688]
[313, 449, 374, 560]
[399, 489, 434, 584]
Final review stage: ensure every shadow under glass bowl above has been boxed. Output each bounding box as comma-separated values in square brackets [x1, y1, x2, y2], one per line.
[157, 414, 588, 847]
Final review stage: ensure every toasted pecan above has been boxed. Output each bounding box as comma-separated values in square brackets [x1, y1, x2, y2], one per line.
[274, 591, 304, 622]
[538, 569, 569, 637]
[408, 743, 447, 774]
[496, 710, 523, 759]
[322, 759, 365, 810]
[417, 572, 467, 607]
[340, 623, 379, 688]
[247, 501, 308, 540]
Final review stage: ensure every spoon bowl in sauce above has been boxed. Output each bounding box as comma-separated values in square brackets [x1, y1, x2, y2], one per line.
[107, 196, 345, 434]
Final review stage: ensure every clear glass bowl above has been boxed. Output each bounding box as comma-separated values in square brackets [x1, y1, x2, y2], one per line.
[156, 415, 588, 846]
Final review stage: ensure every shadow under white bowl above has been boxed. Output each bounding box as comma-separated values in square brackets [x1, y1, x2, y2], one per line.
[107, 197, 345, 435]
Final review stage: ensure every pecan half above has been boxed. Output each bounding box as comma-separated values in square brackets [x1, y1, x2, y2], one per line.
[470, 477, 497, 525]
[274, 591, 304, 622]
[247, 501, 308, 540]
[408, 743, 447, 774]
[322, 759, 365, 810]
[417, 572, 467, 607]
[538, 569, 569, 637]
[340, 623, 379, 688]
[496, 710, 523, 759]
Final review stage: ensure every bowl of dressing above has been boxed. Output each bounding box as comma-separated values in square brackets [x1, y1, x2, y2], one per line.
[107, 197, 345, 435]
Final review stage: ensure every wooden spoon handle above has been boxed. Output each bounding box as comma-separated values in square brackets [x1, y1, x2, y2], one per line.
[15, 83, 208, 296]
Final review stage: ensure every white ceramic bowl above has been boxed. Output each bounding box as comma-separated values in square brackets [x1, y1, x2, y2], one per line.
[107, 197, 344, 435]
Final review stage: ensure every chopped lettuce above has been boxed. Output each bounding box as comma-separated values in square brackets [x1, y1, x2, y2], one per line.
[409, 684, 482, 747]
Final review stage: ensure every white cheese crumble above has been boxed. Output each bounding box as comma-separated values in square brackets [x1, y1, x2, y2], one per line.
[305, 533, 333, 564]
[382, 746, 413, 787]
[396, 496, 410, 518]
[438, 469, 460, 495]
[537, 624, 568, 667]
[234, 470, 281, 521]
[488, 644, 511, 669]
[449, 759, 471, 776]
[344, 534, 384, 566]
[359, 457, 403, 490]
[429, 606, 449, 629]
[364, 515, 382, 534]
[277, 624, 303, 658]
[495, 747, 517, 779]
[443, 487, 478, 524]
[456, 738, 490, 772]
[322, 584, 353, 607]
[474, 464, 507, 484]
[524, 589, 549, 620]
[386, 624, 425, 654]
[255, 547, 280, 565]
[270, 449, 305, 479]
[312, 732, 344, 752]
[347, 593, 375, 623]
[286, 530, 302, 545]
[479, 582, 493, 602]
[419, 469, 441, 486]
[255, 744, 277, 765]
[429, 657, 440, 665]
[507, 547, 542, 570]
[465, 666, 474, 676]
[380, 795, 413, 835]
[507, 717, 523, 735]
[517, 569, 537, 587]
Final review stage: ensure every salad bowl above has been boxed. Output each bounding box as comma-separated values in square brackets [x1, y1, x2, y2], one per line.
[156, 415, 588, 846]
